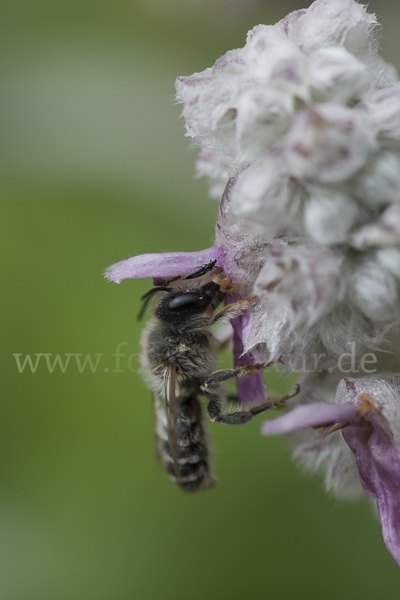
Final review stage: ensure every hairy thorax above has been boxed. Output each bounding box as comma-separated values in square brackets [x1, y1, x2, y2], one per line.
[140, 319, 218, 397]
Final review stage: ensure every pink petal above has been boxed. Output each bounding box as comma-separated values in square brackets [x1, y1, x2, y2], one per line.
[105, 248, 218, 284]
[227, 291, 267, 406]
[233, 317, 267, 406]
[262, 402, 359, 435]
[343, 418, 400, 566]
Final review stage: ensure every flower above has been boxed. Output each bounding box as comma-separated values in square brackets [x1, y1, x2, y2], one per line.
[175, 0, 394, 197]
[175, 0, 400, 367]
[109, 0, 400, 367]
[262, 373, 400, 566]
[106, 0, 400, 566]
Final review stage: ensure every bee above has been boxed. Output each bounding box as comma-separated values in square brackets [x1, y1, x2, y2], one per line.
[139, 260, 298, 492]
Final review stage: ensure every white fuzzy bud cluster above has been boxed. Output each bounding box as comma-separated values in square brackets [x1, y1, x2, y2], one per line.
[176, 0, 400, 364]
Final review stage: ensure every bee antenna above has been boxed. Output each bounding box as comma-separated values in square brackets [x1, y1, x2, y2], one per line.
[137, 286, 172, 321]
[184, 259, 218, 280]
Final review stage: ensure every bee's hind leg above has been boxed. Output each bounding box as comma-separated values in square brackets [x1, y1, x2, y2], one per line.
[200, 363, 299, 425]
[246, 385, 300, 416]
[201, 361, 299, 425]
[205, 386, 299, 425]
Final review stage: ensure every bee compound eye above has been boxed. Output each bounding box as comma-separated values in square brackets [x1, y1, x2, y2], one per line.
[166, 292, 210, 312]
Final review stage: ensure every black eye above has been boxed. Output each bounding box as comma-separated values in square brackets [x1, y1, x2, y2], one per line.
[167, 292, 210, 312]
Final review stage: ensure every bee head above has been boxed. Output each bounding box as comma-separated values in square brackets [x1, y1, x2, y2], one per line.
[156, 281, 221, 325]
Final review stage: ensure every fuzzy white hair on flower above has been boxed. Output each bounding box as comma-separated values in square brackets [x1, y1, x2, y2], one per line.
[175, 0, 400, 367]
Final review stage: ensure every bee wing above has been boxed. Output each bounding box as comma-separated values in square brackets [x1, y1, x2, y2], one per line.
[163, 362, 180, 481]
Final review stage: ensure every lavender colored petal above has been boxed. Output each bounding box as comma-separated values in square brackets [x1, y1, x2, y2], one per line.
[106, 248, 218, 284]
[343, 420, 400, 566]
[232, 317, 267, 406]
[226, 290, 267, 406]
[262, 402, 359, 435]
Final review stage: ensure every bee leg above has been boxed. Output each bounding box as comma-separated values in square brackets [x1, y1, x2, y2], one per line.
[213, 297, 257, 324]
[180, 297, 257, 332]
[201, 362, 273, 425]
[205, 385, 300, 425]
[201, 362, 269, 393]
[247, 385, 300, 416]
[206, 396, 253, 424]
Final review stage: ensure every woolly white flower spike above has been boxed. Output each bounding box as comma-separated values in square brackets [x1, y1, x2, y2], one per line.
[350, 256, 400, 323]
[175, 0, 400, 366]
[230, 156, 304, 239]
[350, 203, 400, 250]
[307, 46, 370, 104]
[196, 151, 231, 200]
[368, 87, 400, 143]
[376, 248, 400, 280]
[277, 0, 378, 59]
[303, 187, 362, 245]
[254, 244, 344, 330]
[176, 0, 385, 198]
[244, 27, 309, 100]
[235, 87, 293, 164]
[284, 104, 375, 184]
[354, 152, 400, 208]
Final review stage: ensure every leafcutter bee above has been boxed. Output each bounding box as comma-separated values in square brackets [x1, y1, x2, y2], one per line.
[139, 260, 298, 492]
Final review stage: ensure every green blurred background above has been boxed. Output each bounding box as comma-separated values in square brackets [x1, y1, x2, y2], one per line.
[2, 1, 400, 598]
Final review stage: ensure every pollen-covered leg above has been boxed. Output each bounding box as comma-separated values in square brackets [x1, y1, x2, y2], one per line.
[209, 272, 243, 295]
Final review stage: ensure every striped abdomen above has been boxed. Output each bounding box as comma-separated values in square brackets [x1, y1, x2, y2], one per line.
[154, 395, 215, 492]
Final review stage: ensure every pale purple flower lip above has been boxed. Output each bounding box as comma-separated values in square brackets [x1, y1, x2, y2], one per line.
[262, 375, 400, 566]
[343, 419, 400, 566]
[340, 377, 400, 567]
[106, 247, 219, 285]
[261, 402, 359, 435]
[229, 307, 266, 406]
